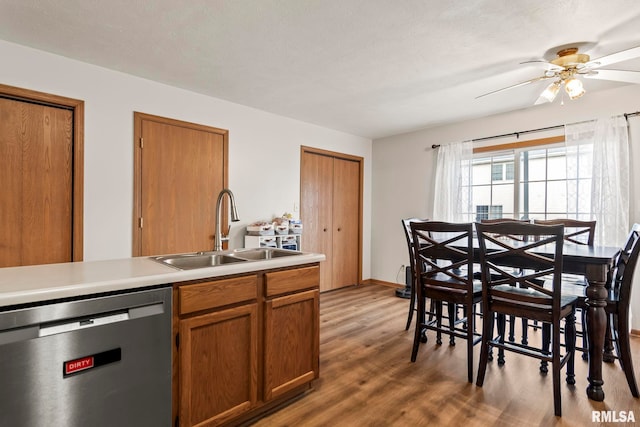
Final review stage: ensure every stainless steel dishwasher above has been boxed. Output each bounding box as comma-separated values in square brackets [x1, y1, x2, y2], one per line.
[0, 286, 172, 427]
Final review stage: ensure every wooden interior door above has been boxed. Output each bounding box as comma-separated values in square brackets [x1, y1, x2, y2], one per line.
[332, 157, 360, 289]
[0, 97, 73, 267]
[134, 113, 228, 256]
[300, 152, 334, 291]
[300, 147, 362, 292]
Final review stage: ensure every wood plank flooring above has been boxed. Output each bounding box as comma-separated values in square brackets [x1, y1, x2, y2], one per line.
[253, 284, 640, 426]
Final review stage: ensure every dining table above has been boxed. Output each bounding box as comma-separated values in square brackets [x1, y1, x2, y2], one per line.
[424, 235, 620, 401]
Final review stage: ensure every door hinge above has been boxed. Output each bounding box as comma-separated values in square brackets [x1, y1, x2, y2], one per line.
[138, 217, 144, 228]
[175, 333, 179, 348]
[139, 137, 144, 148]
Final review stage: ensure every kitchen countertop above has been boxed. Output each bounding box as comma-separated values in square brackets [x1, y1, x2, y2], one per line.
[0, 252, 325, 308]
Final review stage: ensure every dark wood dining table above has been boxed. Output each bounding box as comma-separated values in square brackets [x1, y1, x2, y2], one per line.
[430, 236, 620, 401]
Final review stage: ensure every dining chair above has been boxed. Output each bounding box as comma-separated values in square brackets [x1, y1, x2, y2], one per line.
[475, 222, 577, 417]
[534, 218, 597, 360]
[480, 218, 531, 344]
[410, 221, 482, 383]
[556, 223, 640, 397]
[533, 218, 596, 246]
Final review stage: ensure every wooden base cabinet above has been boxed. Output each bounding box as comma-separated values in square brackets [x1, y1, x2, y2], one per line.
[177, 275, 259, 427]
[174, 264, 320, 427]
[264, 267, 320, 400]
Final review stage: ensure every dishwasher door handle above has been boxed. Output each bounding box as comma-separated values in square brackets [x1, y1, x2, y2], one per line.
[39, 312, 130, 337]
[38, 301, 166, 338]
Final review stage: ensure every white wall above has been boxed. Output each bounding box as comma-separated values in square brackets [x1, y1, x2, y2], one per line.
[372, 83, 640, 328]
[0, 40, 372, 280]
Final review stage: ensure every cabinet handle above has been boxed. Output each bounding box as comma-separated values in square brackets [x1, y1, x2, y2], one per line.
[337, 227, 342, 232]
[323, 228, 327, 232]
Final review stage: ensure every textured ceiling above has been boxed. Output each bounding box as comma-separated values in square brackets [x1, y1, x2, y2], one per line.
[1, 0, 639, 139]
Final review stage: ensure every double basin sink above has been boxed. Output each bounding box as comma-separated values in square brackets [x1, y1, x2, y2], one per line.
[152, 247, 303, 270]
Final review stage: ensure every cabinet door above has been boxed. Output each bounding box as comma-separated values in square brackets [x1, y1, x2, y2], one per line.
[179, 304, 258, 427]
[301, 151, 334, 291]
[332, 157, 360, 288]
[264, 289, 319, 401]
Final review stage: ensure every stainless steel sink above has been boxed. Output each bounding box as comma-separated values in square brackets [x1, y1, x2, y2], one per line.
[152, 247, 303, 270]
[232, 248, 303, 260]
[153, 253, 247, 270]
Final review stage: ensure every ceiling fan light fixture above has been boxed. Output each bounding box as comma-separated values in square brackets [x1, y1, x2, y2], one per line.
[565, 77, 585, 100]
[535, 81, 561, 104]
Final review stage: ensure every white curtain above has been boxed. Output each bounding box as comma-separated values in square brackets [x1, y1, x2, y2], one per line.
[565, 116, 630, 246]
[432, 140, 473, 222]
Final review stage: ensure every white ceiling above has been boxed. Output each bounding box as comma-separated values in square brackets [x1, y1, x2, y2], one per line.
[1, 0, 640, 139]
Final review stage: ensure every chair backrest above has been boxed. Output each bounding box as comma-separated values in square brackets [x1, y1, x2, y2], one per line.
[533, 219, 596, 246]
[475, 222, 565, 312]
[402, 218, 428, 280]
[479, 218, 530, 224]
[410, 221, 474, 294]
[480, 218, 531, 242]
[611, 223, 640, 307]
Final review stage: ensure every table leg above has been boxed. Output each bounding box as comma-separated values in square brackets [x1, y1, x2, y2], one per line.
[585, 271, 608, 401]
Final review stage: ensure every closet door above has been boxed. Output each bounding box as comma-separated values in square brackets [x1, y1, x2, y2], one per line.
[300, 148, 362, 292]
[300, 152, 334, 291]
[332, 157, 360, 289]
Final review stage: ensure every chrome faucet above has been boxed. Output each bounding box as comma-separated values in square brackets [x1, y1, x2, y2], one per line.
[214, 188, 240, 251]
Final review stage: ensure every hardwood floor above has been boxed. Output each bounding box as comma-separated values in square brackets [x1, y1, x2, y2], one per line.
[253, 284, 640, 426]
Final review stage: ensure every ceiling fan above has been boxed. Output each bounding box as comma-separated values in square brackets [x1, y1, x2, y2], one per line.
[477, 44, 640, 105]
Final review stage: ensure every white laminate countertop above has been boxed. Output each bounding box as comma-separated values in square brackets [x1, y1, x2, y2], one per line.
[0, 252, 325, 308]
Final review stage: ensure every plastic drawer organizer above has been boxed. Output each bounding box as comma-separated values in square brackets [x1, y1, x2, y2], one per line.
[245, 219, 302, 250]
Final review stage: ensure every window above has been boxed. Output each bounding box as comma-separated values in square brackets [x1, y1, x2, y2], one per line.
[505, 162, 514, 180]
[462, 142, 592, 221]
[490, 162, 515, 182]
[476, 205, 503, 221]
[491, 164, 503, 181]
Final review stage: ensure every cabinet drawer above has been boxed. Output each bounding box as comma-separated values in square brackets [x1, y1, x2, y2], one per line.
[265, 265, 320, 297]
[179, 275, 257, 315]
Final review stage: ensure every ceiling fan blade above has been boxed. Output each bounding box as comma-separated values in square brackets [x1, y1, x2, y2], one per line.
[476, 76, 550, 99]
[583, 69, 640, 84]
[520, 60, 564, 72]
[585, 45, 640, 68]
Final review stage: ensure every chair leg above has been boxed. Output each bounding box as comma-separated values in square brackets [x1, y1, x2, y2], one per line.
[476, 309, 494, 387]
[428, 298, 435, 321]
[405, 278, 416, 331]
[521, 318, 529, 345]
[581, 308, 589, 361]
[448, 302, 456, 346]
[497, 313, 506, 365]
[466, 303, 474, 383]
[508, 314, 516, 342]
[410, 287, 426, 362]
[615, 309, 640, 397]
[541, 323, 550, 374]
[565, 312, 576, 385]
[552, 322, 562, 417]
[604, 313, 616, 363]
[435, 301, 443, 345]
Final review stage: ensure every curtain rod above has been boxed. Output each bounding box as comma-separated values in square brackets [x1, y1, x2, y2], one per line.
[431, 110, 640, 149]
